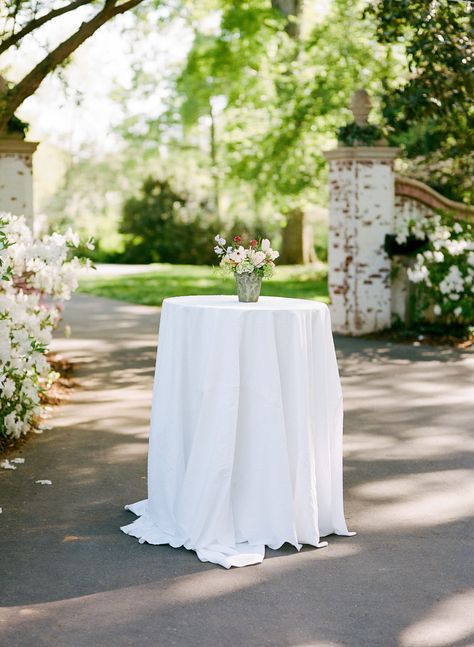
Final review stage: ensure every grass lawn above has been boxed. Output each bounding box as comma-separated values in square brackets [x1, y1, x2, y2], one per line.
[79, 263, 329, 307]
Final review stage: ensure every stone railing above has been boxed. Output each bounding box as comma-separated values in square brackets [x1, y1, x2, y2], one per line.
[391, 175, 474, 323]
[395, 174, 474, 223]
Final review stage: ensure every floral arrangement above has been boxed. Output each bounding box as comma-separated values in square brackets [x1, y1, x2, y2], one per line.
[393, 211, 474, 324]
[0, 213, 91, 440]
[213, 234, 279, 278]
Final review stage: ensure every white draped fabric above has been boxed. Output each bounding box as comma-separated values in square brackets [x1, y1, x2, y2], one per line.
[121, 295, 353, 568]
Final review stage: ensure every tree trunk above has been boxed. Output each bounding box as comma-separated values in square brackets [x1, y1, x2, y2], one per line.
[209, 101, 220, 218]
[270, 2, 314, 263]
[271, 0, 302, 38]
[279, 208, 317, 264]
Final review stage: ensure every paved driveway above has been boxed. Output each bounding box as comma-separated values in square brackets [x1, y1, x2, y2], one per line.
[1, 294, 473, 647]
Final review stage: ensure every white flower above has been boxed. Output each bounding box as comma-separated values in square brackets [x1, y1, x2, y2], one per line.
[407, 265, 429, 284]
[433, 305, 442, 316]
[229, 246, 246, 263]
[454, 306, 462, 317]
[444, 239, 467, 255]
[214, 234, 226, 246]
[453, 222, 463, 234]
[0, 212, 82, 441]
[261, 239, 271, 253]
[2, 377, 15, 398]
[439, 265, 464, 295]
[433, 251, 444, 263]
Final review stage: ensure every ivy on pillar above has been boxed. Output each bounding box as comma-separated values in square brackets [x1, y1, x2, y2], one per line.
[323, 89, 398, 335]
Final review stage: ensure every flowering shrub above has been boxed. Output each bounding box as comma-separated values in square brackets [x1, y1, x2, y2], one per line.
[0, 213, 90, 441]
[393, 211, 474, 325]
[213, 234, 279, 278]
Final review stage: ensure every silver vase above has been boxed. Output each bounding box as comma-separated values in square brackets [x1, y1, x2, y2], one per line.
[235, 272, 262, 303]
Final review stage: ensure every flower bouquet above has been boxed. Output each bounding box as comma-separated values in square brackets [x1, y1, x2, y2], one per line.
[213, 234, 279, 302]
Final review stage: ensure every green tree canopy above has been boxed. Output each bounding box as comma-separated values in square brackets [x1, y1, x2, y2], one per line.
[368, 0, 474, 203]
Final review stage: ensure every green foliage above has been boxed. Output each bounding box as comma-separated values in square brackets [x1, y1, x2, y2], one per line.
[6, 114, 28, 137]
[119, 177, 221, 264]
[367, 0, 474, 203]
[337, 122, 384, 147]
[125, 0, 399, 221]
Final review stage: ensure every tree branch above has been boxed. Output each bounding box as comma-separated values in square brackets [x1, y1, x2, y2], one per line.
[0, 0, 144, 131]
[0, 0, 93, 56]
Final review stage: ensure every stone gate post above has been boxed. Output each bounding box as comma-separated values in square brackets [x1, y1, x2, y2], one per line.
[323, 90, 398, 335]
[0, 76, 38, 226]
[0, 136, 38, 224]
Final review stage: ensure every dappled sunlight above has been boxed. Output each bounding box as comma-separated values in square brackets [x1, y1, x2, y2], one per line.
[106, 441, 148, 462]
[3, 294, 471, 646]
[353, 469, 474, 530]
[346, 426, 473, 461]
[399, 590, 474, 647]
[0, 569, 262, 633]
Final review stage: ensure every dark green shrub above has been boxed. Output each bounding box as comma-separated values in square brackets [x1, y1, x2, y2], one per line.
[119, 177, 221, 265]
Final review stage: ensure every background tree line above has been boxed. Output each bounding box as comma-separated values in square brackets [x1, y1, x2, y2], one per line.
[1, 0, 472, 264]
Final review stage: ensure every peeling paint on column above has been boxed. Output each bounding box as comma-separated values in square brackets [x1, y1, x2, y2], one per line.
[0, 139, 38, 225]
[323, 146, 398, 335]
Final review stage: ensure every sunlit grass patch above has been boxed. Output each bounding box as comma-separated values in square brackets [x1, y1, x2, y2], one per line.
[79, 263, 329, 307]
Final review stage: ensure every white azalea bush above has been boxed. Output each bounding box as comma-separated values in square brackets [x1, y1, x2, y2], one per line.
[0, 213, 91, 441]
[393, 211, 474, 326]
[213, 234, 279, 277]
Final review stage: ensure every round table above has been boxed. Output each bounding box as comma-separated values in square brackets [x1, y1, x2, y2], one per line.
[121, 295, 353, 568]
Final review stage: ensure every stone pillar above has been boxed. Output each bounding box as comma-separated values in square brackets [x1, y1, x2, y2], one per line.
[322, 88, 400, 335]
[0, 136, 38, 224]
[323, 146, 398, 334]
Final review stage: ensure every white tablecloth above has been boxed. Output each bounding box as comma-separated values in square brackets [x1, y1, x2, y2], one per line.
[121, 295, 353, 568]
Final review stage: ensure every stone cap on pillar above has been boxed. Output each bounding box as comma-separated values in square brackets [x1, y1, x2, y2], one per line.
[0, 137, 39, 155]
[324, 88, 398, 161]
[323, 146, 399, 162]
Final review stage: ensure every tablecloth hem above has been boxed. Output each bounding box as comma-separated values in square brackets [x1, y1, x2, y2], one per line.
[121, 501, 348, 567]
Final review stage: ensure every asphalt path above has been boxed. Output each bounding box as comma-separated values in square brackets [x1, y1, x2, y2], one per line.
[1, 293, 473, 647]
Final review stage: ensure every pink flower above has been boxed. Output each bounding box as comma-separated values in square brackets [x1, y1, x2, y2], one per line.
[250, 250, 266, 267]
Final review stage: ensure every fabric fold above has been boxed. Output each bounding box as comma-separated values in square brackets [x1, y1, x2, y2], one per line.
[121, 296, 354, 567]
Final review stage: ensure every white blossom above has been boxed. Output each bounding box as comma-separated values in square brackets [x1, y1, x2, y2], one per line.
[439, 265, 464, 295]
[0, 212, 83, 440]
[407, 265, 429, 284]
